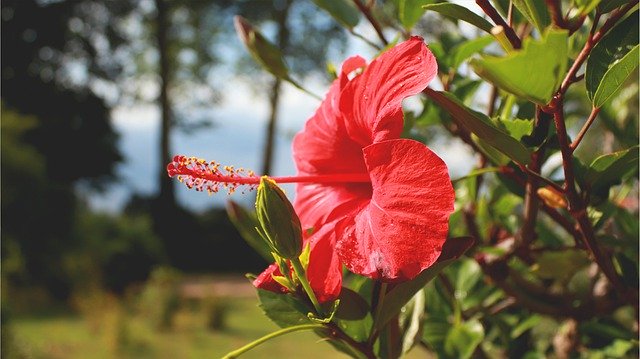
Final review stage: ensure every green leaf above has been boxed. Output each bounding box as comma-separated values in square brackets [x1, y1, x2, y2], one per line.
[375, 237, 473, 330]
[511, 0, 551, 33]
[423, 3, 494, 33]
[421, 316, 451, 349]
[586, 12, 639, 106]
[427, 89, 531, 164]
[312, 0, 360, 29]
[593, 45, 639, 107]
[399, 290, 426, 356]
[444, 320, 484, 359]
[399, 0, 436, 29]
[602, 339, 636, 357]
[453, 259, 482, 299]
[585, 146, 639, 193]
[226, 200, 273, 262]
[471, 30, 568, 105]
[532, 250, 591, 281]
[257, 289, 311, 328]
[597, 0, 631, 14]
[234, 16, 290, 80]
[575, 0, 602, 14]
[334, 287, 369, 320]
[450, 36, 494, 68]
[499, 118, 534, 141]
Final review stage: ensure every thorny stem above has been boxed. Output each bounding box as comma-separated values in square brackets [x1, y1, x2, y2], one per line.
[353, 0, 389, 46]
[475, 0, 521, 49]
[570, 107, 601, 152]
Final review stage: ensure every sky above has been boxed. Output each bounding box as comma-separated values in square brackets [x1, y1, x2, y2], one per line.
[84, 12, 480, 214]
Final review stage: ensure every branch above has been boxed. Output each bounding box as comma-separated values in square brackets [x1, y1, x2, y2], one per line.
[559, 1, 638, 94]
[545, 0, 568, 29]
[475, 0, 521, 49]
[570, 107, 601, 152]
[546, 96, 636, 305]
[352, 0, 388, 46]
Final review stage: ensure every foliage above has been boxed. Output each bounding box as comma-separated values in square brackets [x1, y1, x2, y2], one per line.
[217, 1, 639, 358]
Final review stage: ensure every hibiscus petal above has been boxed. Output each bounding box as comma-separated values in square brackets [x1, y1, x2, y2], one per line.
[336, 139, 455, 281]
[294, 182, 369, 232]
[340, 36, 438, 145]
[305, 223, 343, 303]
[292, 56, 370, 229]
[253, 263, 288, 294]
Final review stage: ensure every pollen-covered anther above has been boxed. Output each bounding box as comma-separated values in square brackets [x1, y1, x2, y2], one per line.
[166, 155, 259, 194]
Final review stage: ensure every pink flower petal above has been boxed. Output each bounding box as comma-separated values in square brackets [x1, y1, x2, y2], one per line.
[336, 139, 455, 281]
[340, 36, 437, 146]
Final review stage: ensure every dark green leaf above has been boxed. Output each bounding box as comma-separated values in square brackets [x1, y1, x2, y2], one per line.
[444, 320, 484, 359]
[450, 35, 494, 68]
[598, 0, 632, 14]
[312, 0, 360, 29]
[226, 200, 273, 262]
[512, 0, 551, 33]
[375, 237, 473, 330]
[613, 253, 639, 288]
[399, 0, 436, 29]
[585, 146, 639, 194]
[423, 3, 494, 33]
[422, 315, 451, 350]
[470, 30, 568, 104]
[593, 45, 639, 107]
[586, 11, 638, 106]
[258, 289, 311, 328]
[427, 89, 531, 164]
[334, 287, 370, 320]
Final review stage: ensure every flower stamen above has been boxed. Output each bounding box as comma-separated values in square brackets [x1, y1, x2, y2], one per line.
[167, 154, 372, 195]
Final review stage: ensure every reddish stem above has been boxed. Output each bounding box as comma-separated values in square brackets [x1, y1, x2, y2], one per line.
[352, 0, 388, 46]
[558, 1, 638, 95]
[475, 0, 521, 49]
[570, 107, 601, 152]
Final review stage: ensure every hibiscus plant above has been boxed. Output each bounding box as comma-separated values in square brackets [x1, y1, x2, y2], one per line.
[168, 1, 638, 358]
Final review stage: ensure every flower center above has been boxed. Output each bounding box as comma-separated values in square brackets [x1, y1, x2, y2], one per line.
[167, 155, 371, 194]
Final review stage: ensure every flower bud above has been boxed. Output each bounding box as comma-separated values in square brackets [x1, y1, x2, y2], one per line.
[233, 16, 290, 80]
[537, 186, 567, 209]
[255, 176, 303, 259]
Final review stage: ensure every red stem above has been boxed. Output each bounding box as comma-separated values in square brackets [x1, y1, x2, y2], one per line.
[352, 0, 388, 46]
[558, 1, 638, 95]
[475, 0, 521, 49]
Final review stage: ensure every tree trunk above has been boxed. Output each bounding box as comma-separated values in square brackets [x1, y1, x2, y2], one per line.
[260, 0, 292, 175]
[155, 0, 175, 206]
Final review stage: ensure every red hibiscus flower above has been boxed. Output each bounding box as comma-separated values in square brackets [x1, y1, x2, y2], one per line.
[292, 37, 454, 282]
[167, 37, 455, 303]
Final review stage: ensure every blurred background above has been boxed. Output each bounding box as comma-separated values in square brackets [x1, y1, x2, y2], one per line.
[1, 0, 476, 357]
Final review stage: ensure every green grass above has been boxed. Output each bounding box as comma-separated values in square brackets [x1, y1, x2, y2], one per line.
[6, 297, 432, 358]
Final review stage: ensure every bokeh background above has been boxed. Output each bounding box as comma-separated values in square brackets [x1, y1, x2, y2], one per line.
[2, 0, 480, 357]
